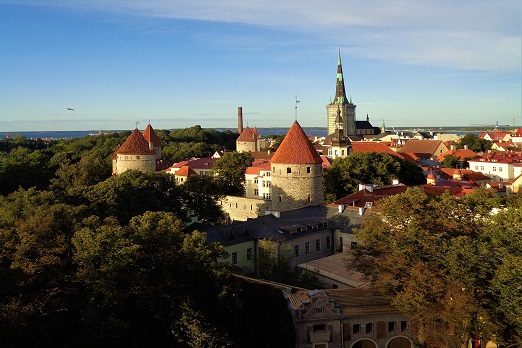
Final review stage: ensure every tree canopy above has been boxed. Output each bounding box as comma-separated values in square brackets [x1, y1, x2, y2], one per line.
[211, 151, 254, 196]
[323, 152, 426, 202]
[458, 133, 492, 152]
[350, 188, 521, 347]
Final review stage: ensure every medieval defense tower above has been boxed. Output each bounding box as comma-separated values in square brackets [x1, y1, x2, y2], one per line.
[326, 50, 356, 136]
[270, 121, 323, 212]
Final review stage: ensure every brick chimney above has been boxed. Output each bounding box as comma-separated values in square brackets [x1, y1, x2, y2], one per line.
[238, 106, 243, 134]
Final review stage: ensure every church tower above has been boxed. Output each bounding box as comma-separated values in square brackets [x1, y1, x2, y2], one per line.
[270, 121, 323, 212]
[328, 106, 351, 159]
[326, 50, 356, 136]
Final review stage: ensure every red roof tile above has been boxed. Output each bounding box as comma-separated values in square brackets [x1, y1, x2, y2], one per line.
[270, 121, 322, 164]
[351, 142, 404, 159]
[237, 126, 259, 142]
[142, 124, 161, 148]
[116, 128, 156, 155]
[175, 165, 197, 177]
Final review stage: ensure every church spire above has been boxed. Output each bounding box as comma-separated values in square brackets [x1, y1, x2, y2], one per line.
[334, 49, 348, 105]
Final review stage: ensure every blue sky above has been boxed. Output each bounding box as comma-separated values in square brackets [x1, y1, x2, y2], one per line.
[0, 0, 520, 132]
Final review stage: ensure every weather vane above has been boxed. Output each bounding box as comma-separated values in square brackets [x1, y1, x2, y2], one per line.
[295, 96, 300, 121]
[135, 121, 140, 129]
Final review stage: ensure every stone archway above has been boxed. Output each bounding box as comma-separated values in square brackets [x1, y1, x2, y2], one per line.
[386, 336, 412, 348]
[352, 338, 378, 348]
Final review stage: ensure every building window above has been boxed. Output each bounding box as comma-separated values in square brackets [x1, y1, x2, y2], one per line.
[232, 252, 238, 264]
[314, 308, 324, 314]
[499, 167, 503, 172]
[493, 167, 497, 171]
[278, 195, 282, 202]
[136, 156, 140, 159]
[475, 165, 478, 170]
[246, 248, 253, 260]
[351, 242, 358, 250]
[199, 171, 204, 175]
[266, 172, 271, 177]
[304, 242, 310, 254]
[401, 321, 408, 332]
[480, 166, 484, 170]
[254, 178, 258, 184]
[315, 239, 321, 251]
[254, 189, 259, 195]
[353, 324, 361, 334]
[307, 195, 311, 203]
[366, 323, 374, 333]
[294, 245, 300, 257]
[326, 237, 331, 248]
[307, 166, 311, 173]
[313, 324, 325, 331]
[388, 322, 396, 332]
[287, 167, 291, 174]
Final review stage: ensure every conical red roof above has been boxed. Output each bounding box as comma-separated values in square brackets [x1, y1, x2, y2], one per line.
[116, 128, 156, 155]
[237, 126, 258, 142]
[270, 121, 322, 164]
[143, 124, 161, 148]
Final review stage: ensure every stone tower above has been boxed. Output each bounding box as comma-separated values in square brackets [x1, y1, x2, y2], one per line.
[236, 126, 260, 153]
[142, 123, 162, 160]
[329, 106, 351, 159]
[112, 128, 157, 175]
[326, 50, 356, 136]
[270, 121, 323, 212]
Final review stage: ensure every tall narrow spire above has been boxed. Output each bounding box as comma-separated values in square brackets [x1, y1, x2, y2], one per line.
[334, 49, 348, 105]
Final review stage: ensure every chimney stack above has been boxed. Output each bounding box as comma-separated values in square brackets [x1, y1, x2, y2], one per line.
[238, 107, 243, 134]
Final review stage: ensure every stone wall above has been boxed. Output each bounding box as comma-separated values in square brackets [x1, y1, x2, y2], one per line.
[115, 154, 156, 174]
[327, 103, 356, 136]
[236, 141, 257, 153]
[220, 195, 271, 222]
[271, 163, 322, 212]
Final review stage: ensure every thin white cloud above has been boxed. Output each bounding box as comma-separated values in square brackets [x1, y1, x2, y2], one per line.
[3, 0, 521, 72]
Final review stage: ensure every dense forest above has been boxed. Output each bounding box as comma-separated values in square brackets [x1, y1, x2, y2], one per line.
[0, 128, 294, 347]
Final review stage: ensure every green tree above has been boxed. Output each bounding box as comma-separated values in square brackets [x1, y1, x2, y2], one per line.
[73, 211, 232, 346]
[81, 170, 183, 225]
[441, 154, 459, 168]
[459, 133, 492, 152]
[211, 151, 254, 196]
[179, 174, 225, 223]
[350, 188, 521, 347]
[323, 152, 426, 202]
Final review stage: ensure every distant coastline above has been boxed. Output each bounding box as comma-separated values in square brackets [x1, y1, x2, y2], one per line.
[2, 126, 506, 140]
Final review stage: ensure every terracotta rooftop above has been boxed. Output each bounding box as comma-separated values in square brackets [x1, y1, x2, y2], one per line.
[116, 128, 156, 155]
[237, 126, 259, 142]
[398, 139, 444, 156]
[270, 121, 323, 164]
[333, 184, 408, 207]
[437, 148, 478, 161]
[142, 124, 161, 148]
[351, 142, 404, 159]
[175, 165, 197, 177]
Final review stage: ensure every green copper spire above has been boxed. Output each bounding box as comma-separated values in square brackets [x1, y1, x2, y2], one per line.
[333, 50, 348, 105]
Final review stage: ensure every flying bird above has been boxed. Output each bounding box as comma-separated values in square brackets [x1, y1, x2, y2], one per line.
[67, 107, 74, 111]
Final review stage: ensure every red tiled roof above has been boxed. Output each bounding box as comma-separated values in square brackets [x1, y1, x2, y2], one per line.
[351, 142, 404, 159]
[142, 124, 161, 148]
[116, 128, 156, 155]
[333, 184, 408, 207]
[245, 160, 271, 175]
[320, 155, 333, 169]
[175, 165, 197, 177]
[437, 149, 478, 161]
[270, 121, 322, 164]
[398, 139, 445, 155]
[237, 126, 259, 142]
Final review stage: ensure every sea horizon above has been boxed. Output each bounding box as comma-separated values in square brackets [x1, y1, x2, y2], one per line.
[1, 126, 501, 140]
